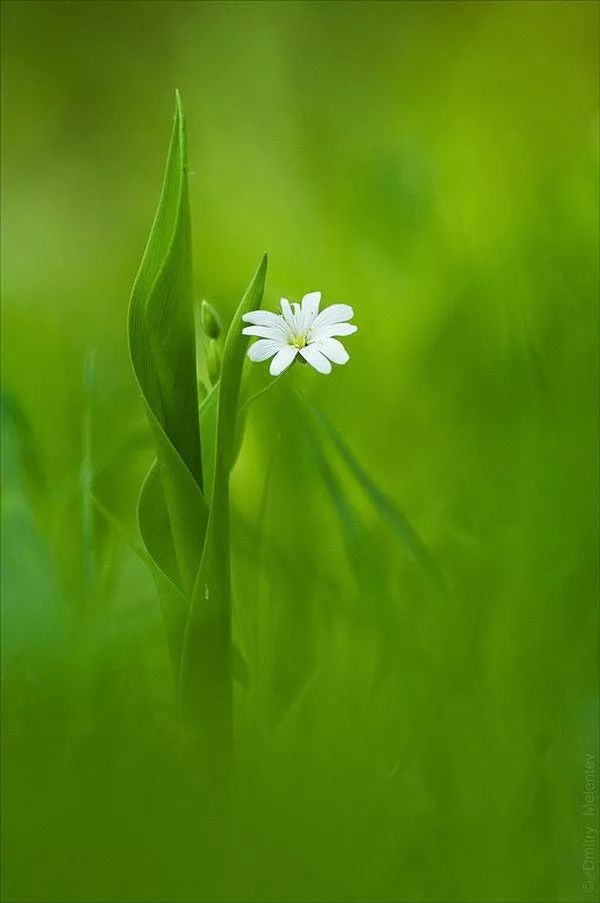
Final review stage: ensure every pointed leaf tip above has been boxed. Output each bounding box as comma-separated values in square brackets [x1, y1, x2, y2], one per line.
[174, 90, 184, 125]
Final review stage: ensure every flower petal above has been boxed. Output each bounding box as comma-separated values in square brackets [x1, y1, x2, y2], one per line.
[311, 303, 354, 331]
[292, 302, 303, 334]
[314, 337, 350, 365]
[280, 298, 295, 328]
[247, 339, 283, 362]
[269, 345, 298, 376]
[299, 344, 332, 374]
[301, 291, 321, 325]
[312, 322, 358, 339]
[242, 324, 288, 340]
[242, 310, 285, 328]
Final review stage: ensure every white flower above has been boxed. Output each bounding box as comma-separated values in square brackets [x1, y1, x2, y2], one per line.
[242, 291, 357, 376]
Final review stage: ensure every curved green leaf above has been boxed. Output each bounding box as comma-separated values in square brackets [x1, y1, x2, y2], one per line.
[128, 92, 208, 603]
[137, 461, 189, 667]
[92, 486, 250, 687]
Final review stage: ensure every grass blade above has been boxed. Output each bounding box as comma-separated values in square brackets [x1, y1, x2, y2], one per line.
[296, 391, 450, 596]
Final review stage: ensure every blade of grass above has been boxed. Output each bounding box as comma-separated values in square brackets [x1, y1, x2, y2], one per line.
[295, 391, 450, 597]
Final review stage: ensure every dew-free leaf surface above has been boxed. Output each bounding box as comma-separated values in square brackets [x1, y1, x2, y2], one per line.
[128, 93, 208, 665]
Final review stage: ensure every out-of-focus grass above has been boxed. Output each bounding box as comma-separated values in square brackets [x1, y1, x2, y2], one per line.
[1, 2, 598, 901]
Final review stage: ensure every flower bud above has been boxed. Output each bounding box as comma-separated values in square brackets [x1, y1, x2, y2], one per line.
[201, 299, 222, 340]
[207, 339, 222, 385]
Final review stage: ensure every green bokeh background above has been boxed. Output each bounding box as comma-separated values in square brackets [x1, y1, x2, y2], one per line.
[1, 2, 599, 901]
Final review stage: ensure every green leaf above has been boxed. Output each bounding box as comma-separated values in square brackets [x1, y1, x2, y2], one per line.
[137, 461, 189, 667]
[128, 92, 208, 603]
[201, 371, 282, 510]
[92, 486, 250, 688]
[198, 382, 219, 506]
[180, 254, 267, 737]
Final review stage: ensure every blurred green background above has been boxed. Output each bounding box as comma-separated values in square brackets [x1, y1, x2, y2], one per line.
[1, 1, 599, 901]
